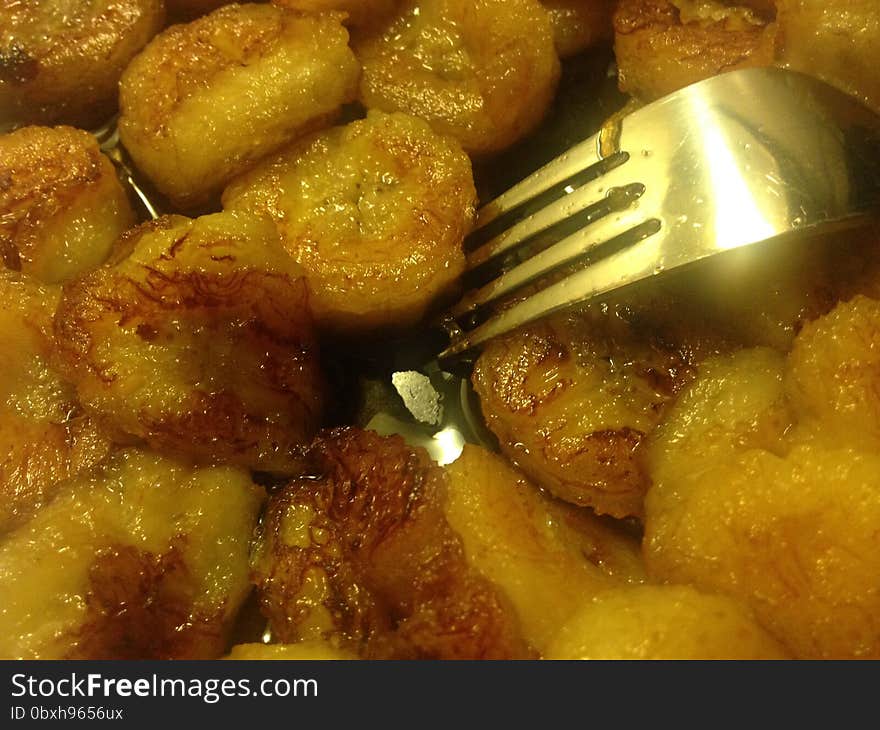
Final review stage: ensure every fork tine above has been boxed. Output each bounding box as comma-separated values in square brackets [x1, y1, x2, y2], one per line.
[439, 228, 668, 360]
[442, 67, 880, 360]
[473, 130, 618, 232]
[466, 170, 642, 272]
[452, 208, 660, 318]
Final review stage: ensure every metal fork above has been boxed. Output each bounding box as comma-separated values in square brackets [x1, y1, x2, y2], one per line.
[438, 67, 880, 360]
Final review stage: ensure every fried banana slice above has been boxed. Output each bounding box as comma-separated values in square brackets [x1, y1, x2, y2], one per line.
[542, 0, 616, 58]
[273, 0, 400, 27]
[614, 0, 777, 100]
[118, 4, 360, 208]
[251, 428, 531, 659]
[0, 448, 264, 659]
[354, 0, 560, 155]
[0, 271, 111, 534]
[645, 297, 880, 658]
[53, 212, 324, 474]
[0, 126, 135, 284]
[223, 111, 474, 333]
[0, 0, 164, 130]
[614, 0, 880, 113]
[472, 304, 695, 519]
[776, 0, 880, 116]
[444, 445, 644, 654]
[546, 585, 789, 659]
[224, 642, 357, 659]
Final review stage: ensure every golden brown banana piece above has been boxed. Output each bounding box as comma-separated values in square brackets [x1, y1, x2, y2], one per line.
[0, 448, 264, 659]
[0, 0, 164, 130]
[645, 296, 880, 658]
[251, 428, 532, 659]
[119, 4, 360, 208]
[0, 126, 135, 284]
[444, 445, 645, 654]
[224, 111, 475, 334]
[472, 304, 696, 519]
[354, 0, 561, 155]
[613, 0, 777, 100]
[53, 211, 324, 474]
[613, 0, 880, 115]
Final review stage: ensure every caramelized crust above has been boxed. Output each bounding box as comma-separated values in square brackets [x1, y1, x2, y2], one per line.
[53, 212, 324, 473]
[472, 306, 695, 518]
[224, 111, 474, 333]
[0, 448, 265, 659]
[614, 0, 777, 100]
[0, 126, 135, 284]
[354, 0, 561, 155]
[0, 271, 111, 534]
[251, 428, 531, 659]
[69, 542, 225, 660]
[0, 0, 164, 129]
[119, 4, 361, 208]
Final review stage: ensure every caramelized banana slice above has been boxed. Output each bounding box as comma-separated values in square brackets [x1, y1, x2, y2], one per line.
[444, 445, 644, 654]
[0, 271, 111, 534]
[354, 0, 560, 155]
[0, 0, 164, 130]
[118, 4, 360, 208]
[0, 126, 135, 284]
[614, 0, 880, 114]
[0, 448, 264, 659]
[224, 111, 474, 333]
[614, 0, 777, 100]
[542, 0, 615, 58]
[53, 212, 324, 474]
[472, 305, 694, 518]
[273, 0, 400, 27]
[645, 297, 880, 658]
[547, 585, 788, 659]
[251, 428, 531, 659]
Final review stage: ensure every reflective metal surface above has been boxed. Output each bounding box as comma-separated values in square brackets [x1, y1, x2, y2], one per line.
[440, 67, 880, 359]
[93, 116, 162, 221]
